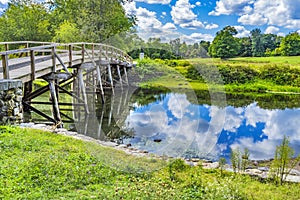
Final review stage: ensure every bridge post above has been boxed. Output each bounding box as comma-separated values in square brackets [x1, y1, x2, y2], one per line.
[23, 81, 33, 122]
[68, 44, 73, 67]
[30, 50, 35, 80]
[51, 46, 56, 72]
[81, 43, 85, 63]
[4, 43, 8, 51]
[2, 54, 9, 79]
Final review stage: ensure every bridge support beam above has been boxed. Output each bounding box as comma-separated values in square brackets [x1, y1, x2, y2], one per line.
[48, 79, 62, 127]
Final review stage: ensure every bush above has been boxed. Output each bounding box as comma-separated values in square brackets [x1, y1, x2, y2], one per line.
[259, 65, 300, 86]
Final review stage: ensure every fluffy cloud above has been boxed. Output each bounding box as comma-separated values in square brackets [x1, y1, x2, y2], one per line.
[209, 0, 253, 16]
[123, 2, 180, 41]
[205, 23, 219, 30]
[237, 13, 268, 25]
[210, 0, 300, 29]
[234, 25, 250, 37]
[171, 0, 204, 29]
[238, 0, 300, 29]
[0, 0, 9, 4]
[264, 26, 280, 34]
[135, 0, 171, 4]
[183, 33, 214, 42]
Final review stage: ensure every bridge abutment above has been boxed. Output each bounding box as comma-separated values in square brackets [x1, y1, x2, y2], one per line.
[0, 79, 23, 124]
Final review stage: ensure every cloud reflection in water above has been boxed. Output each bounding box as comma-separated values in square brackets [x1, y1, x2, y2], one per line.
[124, 93, 300, 161]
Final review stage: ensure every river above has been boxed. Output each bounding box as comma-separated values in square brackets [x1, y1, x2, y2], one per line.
[74, 87, 300, 162]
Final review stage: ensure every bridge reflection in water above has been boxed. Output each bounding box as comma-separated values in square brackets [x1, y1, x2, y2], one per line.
[73, 85, 137, 144]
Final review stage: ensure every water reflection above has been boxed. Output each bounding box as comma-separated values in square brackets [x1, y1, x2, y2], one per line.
[75, 89, 300, 161]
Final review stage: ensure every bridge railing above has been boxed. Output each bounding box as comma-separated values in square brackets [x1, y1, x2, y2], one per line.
[0, 42, 133, 81]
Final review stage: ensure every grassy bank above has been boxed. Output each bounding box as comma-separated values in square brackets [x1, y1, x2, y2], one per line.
[0, 126, 299, 199]
[136, 57, 300, 94]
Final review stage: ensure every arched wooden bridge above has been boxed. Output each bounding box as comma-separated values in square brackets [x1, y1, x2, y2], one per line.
[0, 41, 135, 127]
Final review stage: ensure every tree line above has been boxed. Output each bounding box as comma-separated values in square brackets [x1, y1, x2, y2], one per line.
[128, 26, 300, 59]
[0, 0, 135, 44]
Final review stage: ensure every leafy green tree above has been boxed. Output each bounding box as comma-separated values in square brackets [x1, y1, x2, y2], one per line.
[280, 32, 300, 56]
[250, 28, 264, 57]
[53, 21, 81, 43]
[0, 1, 52, 41]
[238, 37, 252, 57]
[208, 26, 239, 59]
[49, 0, 135, 42]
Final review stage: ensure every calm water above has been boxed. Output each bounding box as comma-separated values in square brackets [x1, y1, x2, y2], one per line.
[75, 89, 300, 161]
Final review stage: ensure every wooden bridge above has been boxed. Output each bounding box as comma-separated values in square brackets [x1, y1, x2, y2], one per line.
[0, 41, 134, 127]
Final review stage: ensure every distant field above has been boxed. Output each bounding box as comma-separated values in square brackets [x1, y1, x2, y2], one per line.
[189, 56, 300, 70]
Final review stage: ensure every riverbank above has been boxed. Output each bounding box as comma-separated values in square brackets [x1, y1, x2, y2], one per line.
[1, 125, 299, 199]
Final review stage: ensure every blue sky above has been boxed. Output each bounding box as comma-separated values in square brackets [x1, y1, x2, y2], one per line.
[123, 0, 300, 43]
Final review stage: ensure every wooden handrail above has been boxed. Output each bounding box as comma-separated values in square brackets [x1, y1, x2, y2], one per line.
[0, 41, 133, 81]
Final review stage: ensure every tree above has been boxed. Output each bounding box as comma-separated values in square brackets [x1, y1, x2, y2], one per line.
[208, 26, 239, 59]
[0, 1, 52, 41]
[238, 37, 252, 57]
[280, 32, 300, 56]
[53, 21, 81, 43]
[250, 28, 265, 57]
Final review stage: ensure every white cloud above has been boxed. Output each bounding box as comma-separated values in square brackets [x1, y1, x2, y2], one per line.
[209, 0, 253, 16]
[234, 25, 250, 37]
[0, 0, 8, 4]
[238, 13, 268, 26]
[196, 1, 201, 6]
[265, 26, 280, 34]
[162, 12, 167, 16]
[180, 20, 204, 29]
[171, 0, 204, 29]
[135, 0, 172, 4]
[123, 2, 181, 42]
[205, 23, 219, 30]
[163, 22, 177, 30]
[167, 94, 190, 119]
[183, 33, 214, 43]
[237, 0, 300, 29]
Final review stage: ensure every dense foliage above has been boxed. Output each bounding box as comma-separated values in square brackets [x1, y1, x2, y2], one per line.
[0, 0, 135, 43]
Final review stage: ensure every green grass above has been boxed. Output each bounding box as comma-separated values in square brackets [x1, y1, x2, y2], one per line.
[0, 126, 299, 199]
[189, 56, 300, 66]
[137, 57, 300, 94]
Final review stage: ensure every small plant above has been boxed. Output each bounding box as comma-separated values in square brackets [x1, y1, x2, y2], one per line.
[219, 157, 226, 176]
[270, 135, 300, 185]
[241, 148, 250, 172]
[230, 147, 250, 173]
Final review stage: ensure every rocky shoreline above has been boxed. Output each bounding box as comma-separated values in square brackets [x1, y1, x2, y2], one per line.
[19, 123, 300, 183]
